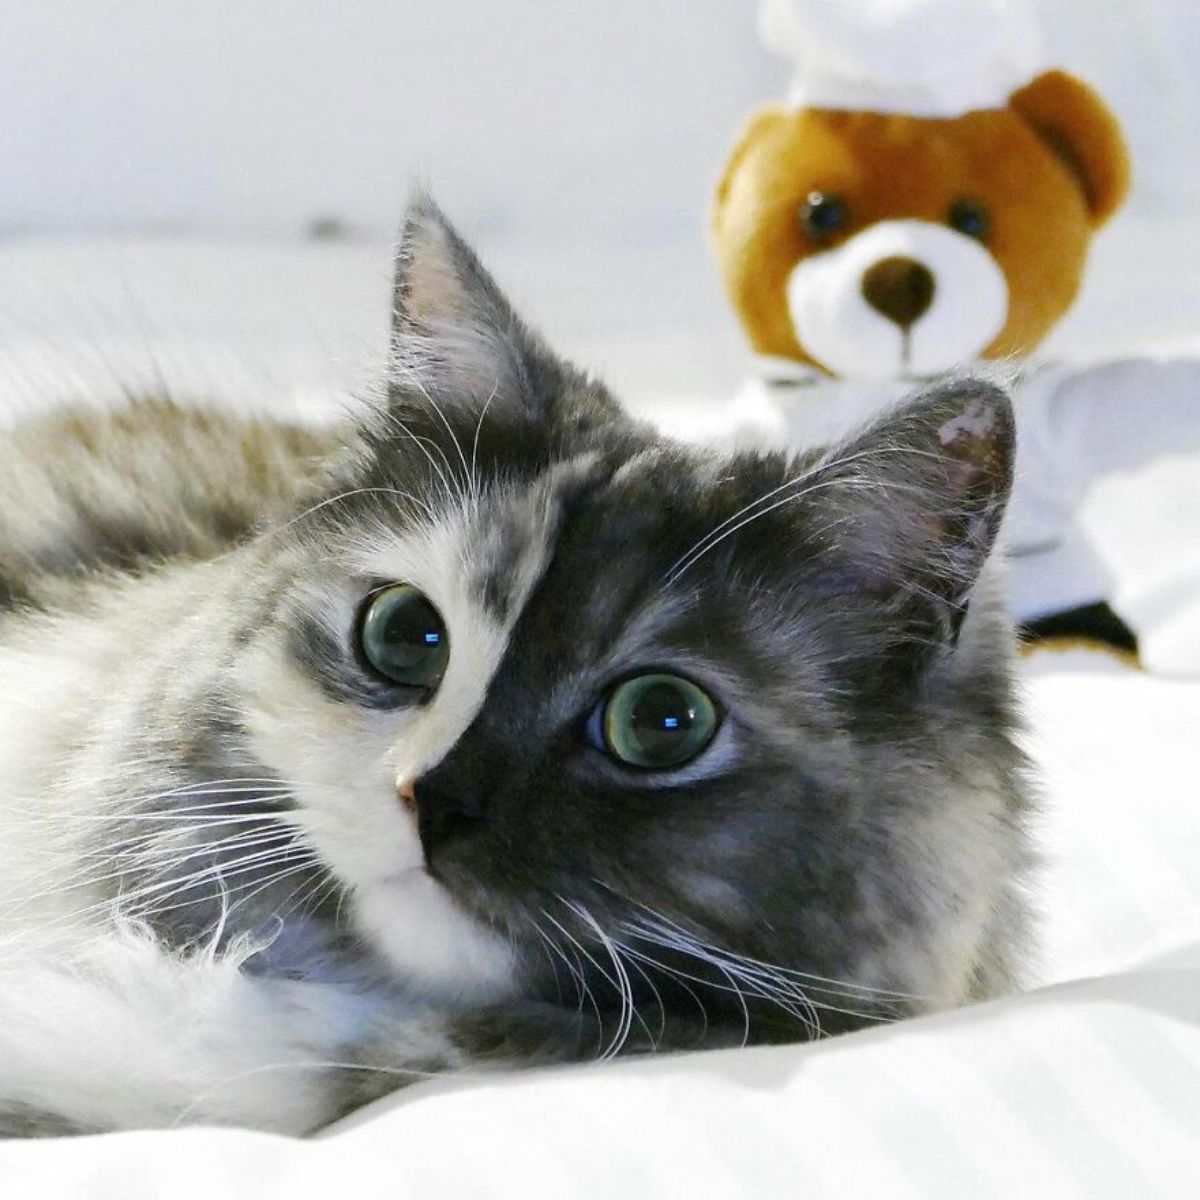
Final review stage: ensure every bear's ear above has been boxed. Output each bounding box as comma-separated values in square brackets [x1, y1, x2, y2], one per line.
[1009, 69, 1130, 227]
[713, 105, 789, 235]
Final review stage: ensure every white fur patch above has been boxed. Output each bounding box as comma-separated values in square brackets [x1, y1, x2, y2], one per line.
[0, 925, 359, 1133]
[787, 219, 1008, 379]
[239, 486, 562, 1003]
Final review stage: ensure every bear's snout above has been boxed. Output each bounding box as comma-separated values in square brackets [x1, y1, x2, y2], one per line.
[784, 219, 1009, 379]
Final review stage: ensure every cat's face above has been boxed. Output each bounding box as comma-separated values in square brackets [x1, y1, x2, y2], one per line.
[236, 199, 1026, 1044]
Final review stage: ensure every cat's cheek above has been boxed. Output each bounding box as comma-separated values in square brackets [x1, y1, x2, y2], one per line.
[353, 871, 519, 1003]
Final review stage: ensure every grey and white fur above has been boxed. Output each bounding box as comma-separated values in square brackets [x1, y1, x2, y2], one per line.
[0, 198, 1030, 1136]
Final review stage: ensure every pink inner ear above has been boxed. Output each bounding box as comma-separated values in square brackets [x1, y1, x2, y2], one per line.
[399, 224, 467, 329]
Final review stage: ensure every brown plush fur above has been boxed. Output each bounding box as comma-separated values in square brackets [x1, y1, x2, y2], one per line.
[713, 70, 1130, 370]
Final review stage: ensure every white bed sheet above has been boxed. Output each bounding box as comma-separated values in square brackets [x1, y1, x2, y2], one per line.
[0, 227, 1198, 1195]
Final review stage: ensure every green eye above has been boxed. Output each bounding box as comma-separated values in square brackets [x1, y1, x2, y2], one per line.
[359, 584, 449, 689]
[600, 674, 719, 770]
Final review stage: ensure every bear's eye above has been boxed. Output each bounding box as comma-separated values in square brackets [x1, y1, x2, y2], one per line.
[800, 192, 848, 242]
[948, 199, 990, 241]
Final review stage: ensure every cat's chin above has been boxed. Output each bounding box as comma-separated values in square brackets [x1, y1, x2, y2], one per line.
[353, 866, 519, 1003]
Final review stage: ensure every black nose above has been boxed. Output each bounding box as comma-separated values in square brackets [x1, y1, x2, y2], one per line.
[414, 777, 484, 862]
[860, 256, 935, 328]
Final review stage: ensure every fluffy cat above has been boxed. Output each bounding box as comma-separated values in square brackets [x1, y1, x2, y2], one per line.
[0, 198, 1029, 1136]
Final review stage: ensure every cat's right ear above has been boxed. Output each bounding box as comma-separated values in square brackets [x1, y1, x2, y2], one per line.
[387, 193, 545, 418]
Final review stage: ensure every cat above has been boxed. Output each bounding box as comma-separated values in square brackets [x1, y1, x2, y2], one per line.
[0, 196, 1029, 1137]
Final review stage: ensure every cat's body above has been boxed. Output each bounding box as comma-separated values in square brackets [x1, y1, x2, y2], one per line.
[0, 200, 1030, 1136]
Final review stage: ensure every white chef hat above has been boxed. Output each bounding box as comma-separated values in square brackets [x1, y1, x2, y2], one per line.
[760, 0, 1046, 118]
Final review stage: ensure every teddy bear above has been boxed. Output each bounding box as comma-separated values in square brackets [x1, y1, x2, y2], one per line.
[714, 68, 1125, 380]
[706, 0, 1200, 663]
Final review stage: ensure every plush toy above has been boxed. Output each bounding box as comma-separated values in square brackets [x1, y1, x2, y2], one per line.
[709, 0, 1200, 661]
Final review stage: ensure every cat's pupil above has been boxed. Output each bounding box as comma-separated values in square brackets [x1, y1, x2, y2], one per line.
[603, 674, 718, 770]
[359, 584, 449, 689]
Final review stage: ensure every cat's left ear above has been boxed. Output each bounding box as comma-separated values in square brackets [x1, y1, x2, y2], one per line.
[389, 194, 545, 416]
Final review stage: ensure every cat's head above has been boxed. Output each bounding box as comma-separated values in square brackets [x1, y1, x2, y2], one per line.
[238, 197, 1025, 1044]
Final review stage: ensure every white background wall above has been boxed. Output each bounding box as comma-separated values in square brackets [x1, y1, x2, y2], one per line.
[2, 1, 1198, 243]
[0, 1, 779, 241]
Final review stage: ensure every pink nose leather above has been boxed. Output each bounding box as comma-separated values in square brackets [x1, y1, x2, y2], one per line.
[397, 779, 417, 814]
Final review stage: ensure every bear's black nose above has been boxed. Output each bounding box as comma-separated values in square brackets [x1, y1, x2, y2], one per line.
[861, 256, 935, 328]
